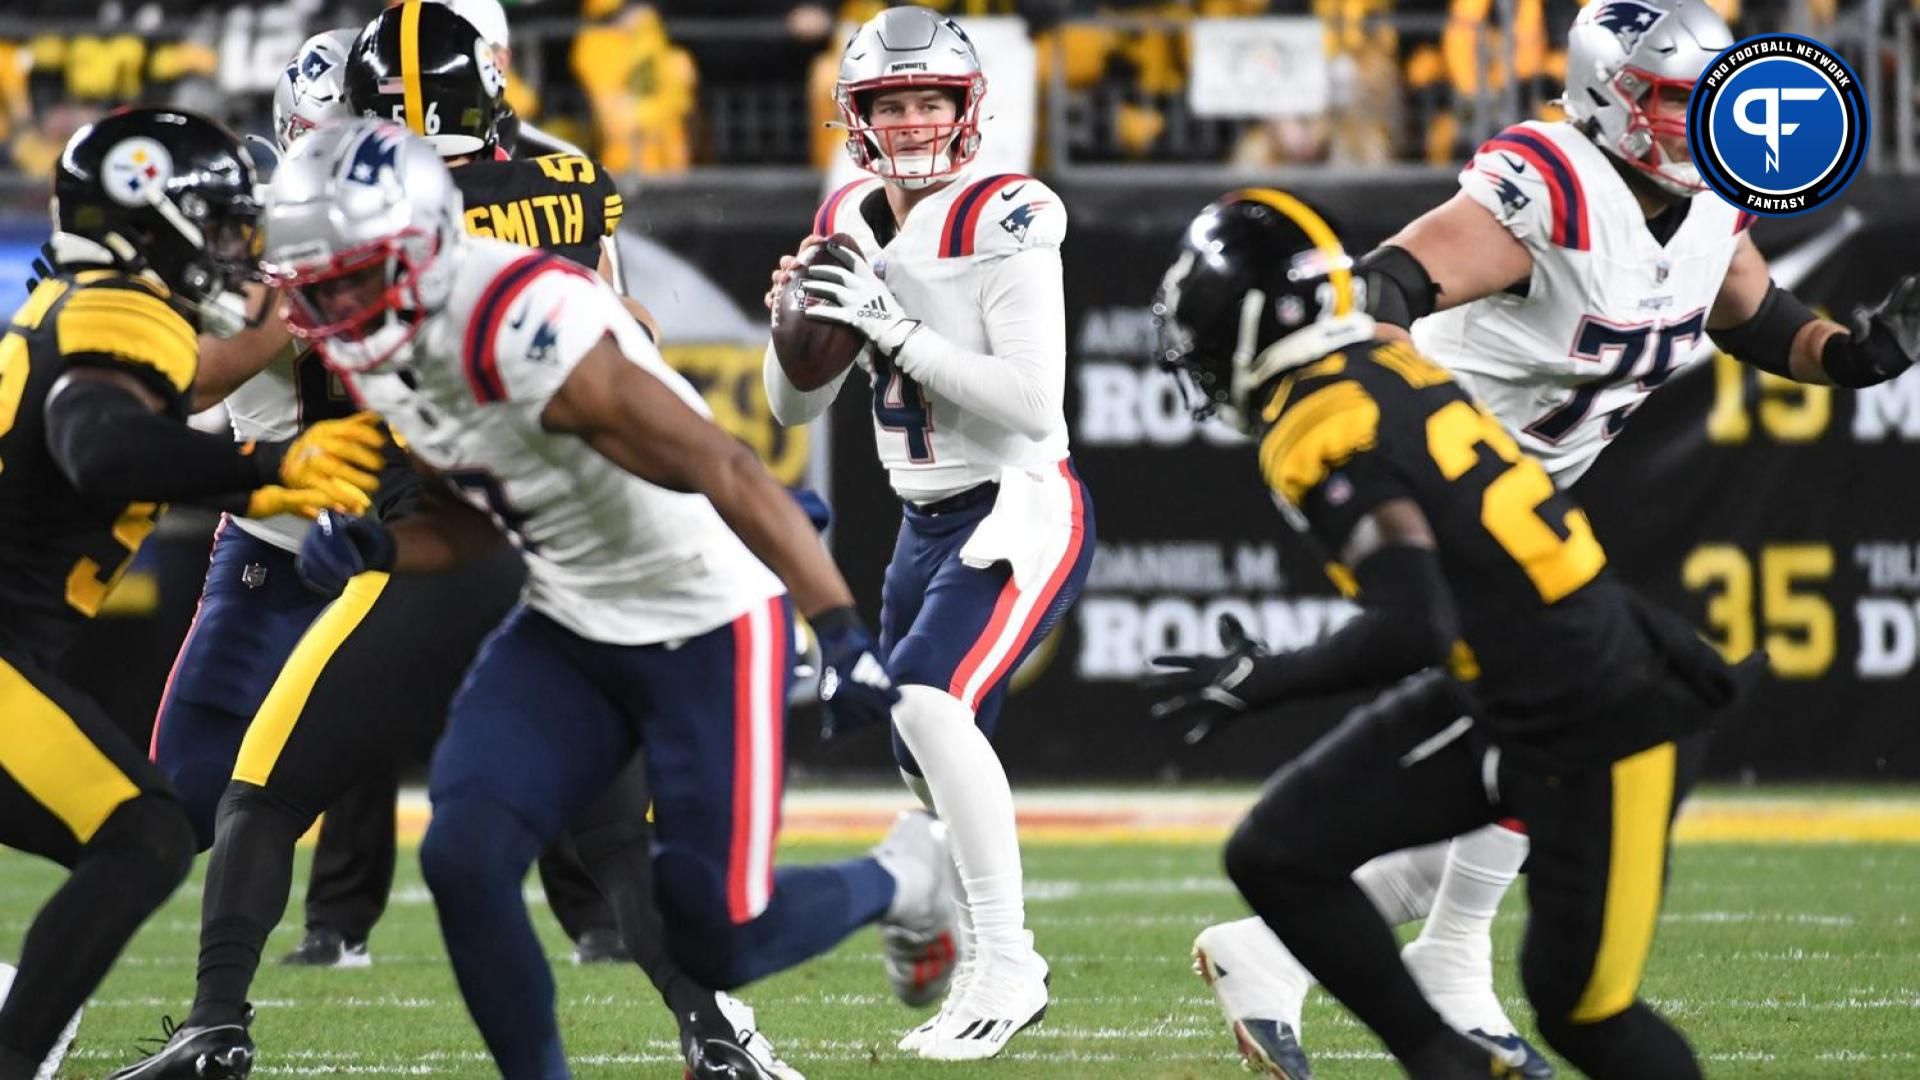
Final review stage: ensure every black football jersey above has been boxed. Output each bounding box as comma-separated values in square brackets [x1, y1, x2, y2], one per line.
[0, 272, 194, 664]
[452, 152, 623, 271]
[1254, 339, 1648, 730]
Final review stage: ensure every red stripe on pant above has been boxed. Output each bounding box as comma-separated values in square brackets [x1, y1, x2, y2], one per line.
[947, 461, 1088, 711]
[150, 514, 230, 760]
[726, 596, 782, 924]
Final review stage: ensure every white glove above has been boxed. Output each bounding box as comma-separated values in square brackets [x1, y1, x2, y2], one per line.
[799, 243, 923, 357]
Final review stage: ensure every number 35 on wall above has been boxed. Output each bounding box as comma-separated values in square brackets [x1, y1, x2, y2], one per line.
[1682, 542, 1835, 678]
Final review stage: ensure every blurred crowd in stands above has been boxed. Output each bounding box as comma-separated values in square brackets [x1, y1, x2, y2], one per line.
[0, 0, 1880, 180]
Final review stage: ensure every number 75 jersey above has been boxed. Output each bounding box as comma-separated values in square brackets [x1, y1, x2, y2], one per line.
[1412, 120, 1750, 487]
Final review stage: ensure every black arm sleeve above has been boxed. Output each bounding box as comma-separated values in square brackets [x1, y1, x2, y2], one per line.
[1357, 245, 1439, 329]
[45, 377, 278, 502]
[1712, 280, 1814, 379]
[1233, 544, 1459, 706]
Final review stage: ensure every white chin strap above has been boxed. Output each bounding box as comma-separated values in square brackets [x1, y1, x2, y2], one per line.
[879, 151, 954, 190]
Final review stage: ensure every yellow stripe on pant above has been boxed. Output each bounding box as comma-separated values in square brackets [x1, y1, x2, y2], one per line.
[0, 658, 138, 843]
[1572, 740, 1677, 1022]
[234, 571, 389, 787]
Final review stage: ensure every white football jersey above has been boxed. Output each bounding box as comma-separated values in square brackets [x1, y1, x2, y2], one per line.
[814, 171, 1071, 502]
[224, 341, 354, 552]
[1414, 121, 1751, 486]
[343, 237, 782, 645]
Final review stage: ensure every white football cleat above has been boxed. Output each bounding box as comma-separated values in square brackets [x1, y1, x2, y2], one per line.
[896, 943, 973, 1054]
[1191, 922, 1316, 1079]
[915, 941, 1047, 1061]
[0, 961, 83, 1080]
[871, 811, 961, 1008]
[1403, 935, 1555, 1078]
[714, 993, 805, 1080]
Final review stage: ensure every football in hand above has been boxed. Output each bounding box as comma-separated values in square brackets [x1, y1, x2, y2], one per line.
[772, 234, 867, 391]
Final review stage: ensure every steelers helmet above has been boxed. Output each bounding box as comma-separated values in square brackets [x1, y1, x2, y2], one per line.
[52, 107, 264, 336]
[345, 0, 505, 158]
[1152, 190, 1374, 433]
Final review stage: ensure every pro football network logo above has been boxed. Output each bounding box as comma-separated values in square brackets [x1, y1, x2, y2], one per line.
[1688, 34, 1867, 216]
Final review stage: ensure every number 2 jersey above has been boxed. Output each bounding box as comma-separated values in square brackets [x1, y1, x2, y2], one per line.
[1413, 120, 1750, 487]
[0, 271, 187, 665]
[342, 237, 781, 646]
[1255, 338, 1651, 731]
[228, 151, 623, 551]
[801, 171, 1071, 503]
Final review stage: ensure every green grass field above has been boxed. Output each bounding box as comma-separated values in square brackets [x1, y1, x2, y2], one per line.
[8, 835, 1919, 1078]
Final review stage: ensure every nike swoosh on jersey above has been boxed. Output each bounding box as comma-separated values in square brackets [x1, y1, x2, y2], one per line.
[508, 303, 530, 331]
[1500, 153, 1527, 173]
[1000, 183, 1028, 201]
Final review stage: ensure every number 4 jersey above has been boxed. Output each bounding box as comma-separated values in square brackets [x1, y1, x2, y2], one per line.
[1413, 120, 1750, 487]
[806, 172, 1071, 503]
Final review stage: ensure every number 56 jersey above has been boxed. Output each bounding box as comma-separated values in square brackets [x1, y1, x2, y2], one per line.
[344, 237, 781, 645]
[1413, 120, 1749, 487]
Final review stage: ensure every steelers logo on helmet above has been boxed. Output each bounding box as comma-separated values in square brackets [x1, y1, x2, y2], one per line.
[102, 136, 174, 207]
[1688, 33, 1868, 216]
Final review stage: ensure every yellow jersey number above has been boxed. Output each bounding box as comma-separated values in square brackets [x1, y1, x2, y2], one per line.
[1425, 398, 1606, 604]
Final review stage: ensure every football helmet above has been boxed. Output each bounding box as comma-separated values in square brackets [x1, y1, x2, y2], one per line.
[261, 119, 465, 373]
[833, 6, 986, 189]
[1153, 190, 1375, 433]
[344, 0, 505, 158]
[272, 28, 360, 152]
[51, 107, 265, 337]
[1563, 0, 1732, 196]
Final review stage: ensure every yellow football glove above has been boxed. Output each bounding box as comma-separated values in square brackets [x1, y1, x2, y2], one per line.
[276, 411, 386, 509]
[244, 484, 352, 519]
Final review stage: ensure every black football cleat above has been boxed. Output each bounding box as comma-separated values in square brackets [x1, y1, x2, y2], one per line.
[279, 926, 370, 968]
[571, 926, 630, 965]
[682, 1031, 779, 1080]
[106, 1016, 254, 1079]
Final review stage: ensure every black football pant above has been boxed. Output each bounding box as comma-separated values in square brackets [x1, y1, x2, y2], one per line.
[1223, 670, 1708, 1080]
[0, 648, 194, 1078]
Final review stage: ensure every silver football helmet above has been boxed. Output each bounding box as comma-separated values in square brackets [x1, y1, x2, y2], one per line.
[1563, 0, 1732, 196]
[271, 28, 359, 152]
[833, 6, 986, 189]
[261, 119, 464, 373]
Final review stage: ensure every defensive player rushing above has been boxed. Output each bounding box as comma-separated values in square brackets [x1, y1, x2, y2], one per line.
[254, 119, 957, 1080]
[1170, 2, 1920, 1075]
[1156, 188, 1768, 1079]
[762, 5, 1095, 1060]
[0, 107, 377, 1080]
[116, 9, 801, 1079]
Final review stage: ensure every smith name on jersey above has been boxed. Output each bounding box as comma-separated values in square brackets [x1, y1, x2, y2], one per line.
[343, 237, 780, 645]
[229, 150, 622, 553]
[1414, 120, 1751, 486]
[0, 272, 188, 662]
[809, 171, 1070, 503]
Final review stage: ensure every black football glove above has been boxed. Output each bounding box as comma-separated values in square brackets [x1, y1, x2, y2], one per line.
[811, 606, 900, 740]
[1833, 274, 1920, 386]
[1145, 613, 1271, 747]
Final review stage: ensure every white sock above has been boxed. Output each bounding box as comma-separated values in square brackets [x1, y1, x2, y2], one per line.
[1419, 823, 1529, 944]
[898, 767, 974, 971]
[1353, 841, 1449, 926]
[892, 685, 1028, 960]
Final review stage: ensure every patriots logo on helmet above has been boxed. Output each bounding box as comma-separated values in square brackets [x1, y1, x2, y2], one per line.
[344, 129, 403, 187]
[299, 47, 336, 84]
[1592, 0, 1667, 54]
